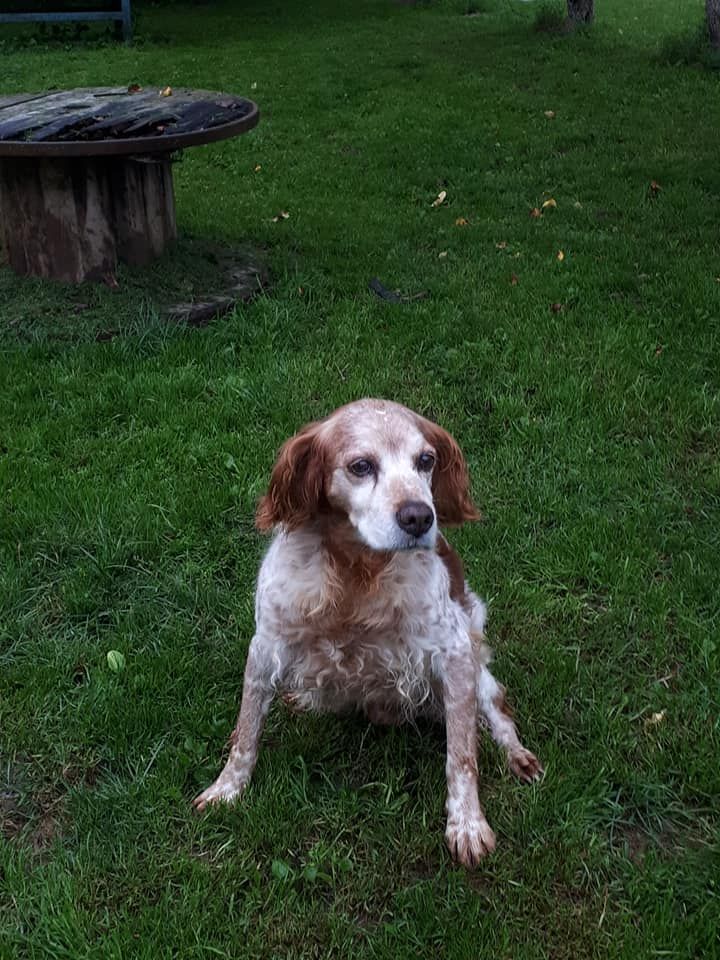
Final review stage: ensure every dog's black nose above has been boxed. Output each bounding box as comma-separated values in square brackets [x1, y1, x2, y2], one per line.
[396, 501, 434, 538]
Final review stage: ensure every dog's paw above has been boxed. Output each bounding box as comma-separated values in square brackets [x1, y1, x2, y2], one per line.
[445, 815, 496, 868]
[192, 778, 245, 813]
[508, 747, 544, 784]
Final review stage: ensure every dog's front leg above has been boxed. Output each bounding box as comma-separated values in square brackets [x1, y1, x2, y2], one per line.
[441, 645, 496, 867]
[193, 636, 274, 812]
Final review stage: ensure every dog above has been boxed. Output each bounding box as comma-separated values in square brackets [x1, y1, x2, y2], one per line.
[193, 399, 542, 867]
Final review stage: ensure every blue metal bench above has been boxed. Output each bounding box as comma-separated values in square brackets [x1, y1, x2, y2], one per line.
[0, 1, 132, 43]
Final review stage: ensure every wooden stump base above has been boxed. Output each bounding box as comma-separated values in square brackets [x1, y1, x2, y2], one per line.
[0, 154, 176, 283]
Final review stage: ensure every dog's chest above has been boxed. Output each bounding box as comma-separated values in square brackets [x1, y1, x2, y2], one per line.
[257, 533, 460, 705]
[281, 582, 444, 689]
[280, 622, 441, 718]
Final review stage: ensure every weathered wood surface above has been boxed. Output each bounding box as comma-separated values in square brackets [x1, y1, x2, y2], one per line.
[0, 154, 176, 282]
[0, 86, 259, 283]
[113, 157, 176, 266]
[0, 87, 258, 156]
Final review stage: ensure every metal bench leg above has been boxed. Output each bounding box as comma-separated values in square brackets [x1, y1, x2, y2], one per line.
[121, 0, 132, 42]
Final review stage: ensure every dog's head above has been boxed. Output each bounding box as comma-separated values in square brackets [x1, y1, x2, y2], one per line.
[256, 399, 479, 550]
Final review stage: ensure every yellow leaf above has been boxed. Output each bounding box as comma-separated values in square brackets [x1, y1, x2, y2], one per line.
[455, 217, 470, 226]
[541, 198, 557, 210]
[431, 190, 447, 208]
[543, 110, 556, 119]
[643, 710, 666, 730]
[557, 250, 565, 261]
[254, 164, 262, 172]
[438, 250, 448, 259]
[159, 86, 173, 97]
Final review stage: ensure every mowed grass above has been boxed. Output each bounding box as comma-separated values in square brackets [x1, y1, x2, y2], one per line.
[1, 0, 719, 956]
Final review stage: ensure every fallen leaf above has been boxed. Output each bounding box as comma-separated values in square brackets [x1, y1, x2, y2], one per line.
[557, 250, 565, 262]
[648, 180, 661, 198]
[510, 273, 519, 285]
[654, 344, 663, 357]
[251, 82, 258, 90]
[530, 207, 542, 219]
[543, 110, 556, 119]
[159, 86, 173, 97]
[254, 164, 262, 172]
[495, 241, 508, 250]
[550, 302, 564, 313]
[643, 710, 666, 729]
[542, 198, 557, 210]
[431, 190, 447, 208]
[127, 83, 142, 94]
[573, 200, 583, 209]
[106, 650, 126, 673]
[271, 211, 290, 222]
[455, 217, 470, 226]
[438, 250, 448, 259]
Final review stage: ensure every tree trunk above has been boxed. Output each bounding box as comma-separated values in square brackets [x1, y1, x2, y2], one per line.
[566, 0, 594, 27]
[708, 0, 720, 49]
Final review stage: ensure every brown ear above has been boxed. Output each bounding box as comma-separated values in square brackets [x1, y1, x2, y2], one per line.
[255, 421, 328, 532]
[417, 416, 479, 526]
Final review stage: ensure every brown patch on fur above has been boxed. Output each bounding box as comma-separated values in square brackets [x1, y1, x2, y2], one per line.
[281, 692, 311, 714]
[436, 534, 468, 605]
[413, 415, 480, 526]
[321, 516, 392, 597]
[256, 418, 332, 531]
[493, 685, 515, 719]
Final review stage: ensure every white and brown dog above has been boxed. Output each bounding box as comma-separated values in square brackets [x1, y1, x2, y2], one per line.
[194, 399, 542, 867]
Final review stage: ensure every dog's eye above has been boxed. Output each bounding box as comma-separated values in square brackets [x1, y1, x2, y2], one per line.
[348, 458, 375, 478]
[417, 452, 435, 472]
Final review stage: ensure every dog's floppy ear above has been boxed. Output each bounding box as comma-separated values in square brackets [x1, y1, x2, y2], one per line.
[416, 416, 479, 526]
[256, 421, 328, 532]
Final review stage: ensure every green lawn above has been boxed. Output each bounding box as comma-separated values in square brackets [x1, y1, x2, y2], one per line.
[1, 1, 719, 957]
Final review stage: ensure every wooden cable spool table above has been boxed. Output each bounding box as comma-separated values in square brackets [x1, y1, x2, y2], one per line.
[0, 87, 259, 283]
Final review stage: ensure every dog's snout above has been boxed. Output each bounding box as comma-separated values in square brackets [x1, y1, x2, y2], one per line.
[396, 500, 434, 538]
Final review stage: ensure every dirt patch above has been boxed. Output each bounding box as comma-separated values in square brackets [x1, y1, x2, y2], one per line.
[1, 785, 63, 855]
[0, 789, 28, 840]
[612, 818, 714, 865]
[1, 756, 102, 858]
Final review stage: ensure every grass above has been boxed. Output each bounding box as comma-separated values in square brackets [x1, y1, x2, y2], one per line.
[1, 0, 719, 956]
